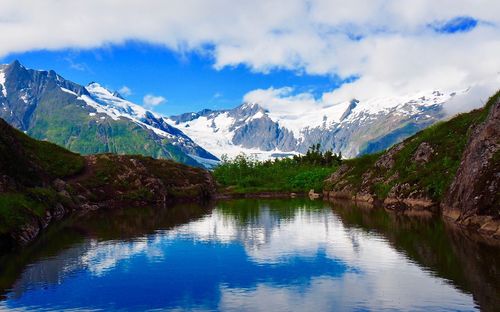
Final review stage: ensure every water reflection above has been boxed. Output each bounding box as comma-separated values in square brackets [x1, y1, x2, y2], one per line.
[0, 199, 498, 311]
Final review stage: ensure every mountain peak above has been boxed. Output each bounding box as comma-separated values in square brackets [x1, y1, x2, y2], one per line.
[112, 91, 125, 100]
[5, 59, 26, 74]
[87, 81, 102, 88]
[86, 82, 114, 96]
[9, 59, 22, 68]
[86, 83, 126, 101]
[237, 102, 267, 115]
[241, 102, 261, 109]
[340, 99, 359, 121]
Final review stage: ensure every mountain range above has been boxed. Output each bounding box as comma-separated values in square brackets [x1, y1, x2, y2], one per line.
[168, 89, 470, 159]
[0, 60, 218, 168]
[0, 60, 474, 165]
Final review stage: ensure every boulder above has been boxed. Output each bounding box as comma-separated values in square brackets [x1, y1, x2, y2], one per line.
[412, 142, 434, 164]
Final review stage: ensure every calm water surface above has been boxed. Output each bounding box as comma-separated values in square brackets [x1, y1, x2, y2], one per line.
[0, 199, 499, 311]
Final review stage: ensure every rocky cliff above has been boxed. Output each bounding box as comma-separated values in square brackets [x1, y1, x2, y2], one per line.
[442, 94, 499, 235]
[0, 118, 216, 249]
[324, 90, 500, 239]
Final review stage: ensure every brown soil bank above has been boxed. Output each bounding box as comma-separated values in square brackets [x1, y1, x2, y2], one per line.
[0, 118, 216, 249]
[324, 90, 500, 239]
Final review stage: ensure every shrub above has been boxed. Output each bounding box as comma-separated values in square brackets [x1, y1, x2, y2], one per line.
[213, 146, 341, 193]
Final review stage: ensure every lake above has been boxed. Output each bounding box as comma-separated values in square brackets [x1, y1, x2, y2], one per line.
[0, 199, 499, 311]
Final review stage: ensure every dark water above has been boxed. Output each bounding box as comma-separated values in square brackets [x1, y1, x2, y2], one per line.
[0, 199, 499, 311]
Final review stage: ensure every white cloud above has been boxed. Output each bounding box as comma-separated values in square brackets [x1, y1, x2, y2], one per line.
[244, 87, 324, 116]
[118, 86, 132, 97]
[143, 94, 166, 109]
[64, 56, 89, 72]
[1, 0, 499, 110]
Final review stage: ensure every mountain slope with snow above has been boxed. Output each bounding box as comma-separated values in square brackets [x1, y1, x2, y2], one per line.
[168, 89, 471, 159]
[0, 60, 218, 168]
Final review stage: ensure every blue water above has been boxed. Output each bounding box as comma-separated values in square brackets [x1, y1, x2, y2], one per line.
[1, 199, 498, 311]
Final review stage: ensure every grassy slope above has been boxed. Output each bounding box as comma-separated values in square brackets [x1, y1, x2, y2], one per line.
[326, 90, 499, 201]
[0, 119, 85, 235]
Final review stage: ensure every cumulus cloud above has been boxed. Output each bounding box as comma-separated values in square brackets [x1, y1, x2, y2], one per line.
[118, 86, 132, 97]
[1, 0, 499, 111]
[143, 94, 166, 109]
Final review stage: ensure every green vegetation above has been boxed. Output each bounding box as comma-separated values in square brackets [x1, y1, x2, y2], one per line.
[0, 194, 37, 234]
[380, 96, 494, 200]
[18, 132, 85, 179]
[214, 144, 342, 193]
[341, 152, 382, 187]
[0, 117, 85, 235]
[0, 188, 61, 234]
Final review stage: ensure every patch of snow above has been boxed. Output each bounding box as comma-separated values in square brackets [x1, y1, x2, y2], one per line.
[60, 87, 77, 96]
[19, 92, 29, 104]
[78, 94, 121, 121]
[0, 71, 7, 97]
[86, 83, 149, 120]
[188, 154, 220, 169]
[268, 100, 351, 139]
[84, 83, 178, 138]
[81, 82, 218, 166]
[165, 113, 300, 161]
[165, 113, 237, 159]
[248, 111, 264, 121]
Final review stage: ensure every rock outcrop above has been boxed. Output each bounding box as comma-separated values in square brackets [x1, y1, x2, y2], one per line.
[412, 142, 435, 164]
[442, 98, 500, 237]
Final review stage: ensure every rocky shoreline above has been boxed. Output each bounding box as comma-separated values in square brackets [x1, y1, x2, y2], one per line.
[1, 153, 216, 250]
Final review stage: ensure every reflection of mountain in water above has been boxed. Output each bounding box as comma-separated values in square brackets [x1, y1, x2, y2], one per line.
[0, 199, 498, 311]
[0, 203, 212, 299]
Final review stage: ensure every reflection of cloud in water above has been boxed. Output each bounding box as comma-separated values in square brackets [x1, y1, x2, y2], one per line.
[4, 203, 475, 311]
[9, 237, 166, 297]
[219, 274, 473, 312]
[80, 239, 150, 276]
[168, 206, 399, 267]
[167, 205, 475, 310]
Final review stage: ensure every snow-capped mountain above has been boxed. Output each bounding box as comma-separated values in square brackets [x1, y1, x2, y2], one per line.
[167, 89, 470, 159]
[83, 83, 219, 167]
[0, 60, 218, 168]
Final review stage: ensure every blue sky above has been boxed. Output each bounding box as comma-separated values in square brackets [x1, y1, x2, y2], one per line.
[0, 43, 348, 115]
[0, 1, 498, 116]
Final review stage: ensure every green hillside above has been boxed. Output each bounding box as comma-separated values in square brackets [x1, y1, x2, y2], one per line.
[325, 90, 499, 203]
